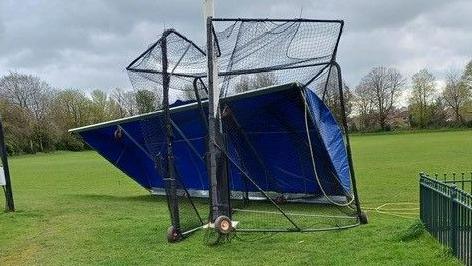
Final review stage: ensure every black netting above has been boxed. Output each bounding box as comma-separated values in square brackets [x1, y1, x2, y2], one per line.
[127, 20, 341, 106]
[310, 65, 352, 126]
[214, 20, 338, 71]
[214, 20, 340, 97]
[127, 31, 208, 106]
[127, 19, 361, 235]
[220, 98, 357, 232]
[140, 116, 207, 234]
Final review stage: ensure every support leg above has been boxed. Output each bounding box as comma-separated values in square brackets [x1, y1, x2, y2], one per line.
[333, 62, 367, 224]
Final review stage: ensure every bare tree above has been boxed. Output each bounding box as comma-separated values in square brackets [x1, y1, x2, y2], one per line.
[315, 69, 353, 125]
[111, 88, 128, 118]
[234, 76, 251, 94]
[135, 89, 157, 114]
[0, 72, 52, 122]
[409, 69, 437, 128]
[463, 60, 472, 87]
[0, 72, 54, 152]
[0, 72, 34, 109]
[124, 91, 138, 116]
[51, 89, 92, 129]
[357, 66, 405, 130]
[251, 72, 277, 89]
[0, 99, 35, 154]
[430, 97, 448, 127]
[181, 84, 199, 101]
[111, 89, 139, 117]
[234, 73, 277, 94]
[89, 89, 109, 123]
[354, 82, 376, 131]
[443, 69, 470, 124]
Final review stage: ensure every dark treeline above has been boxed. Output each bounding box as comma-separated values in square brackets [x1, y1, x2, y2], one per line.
[1, 60, 471, 154]
[0, 73, 158, 154]
[349, 60, 472, 132]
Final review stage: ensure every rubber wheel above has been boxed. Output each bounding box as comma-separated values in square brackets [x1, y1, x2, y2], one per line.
[359, 211, 368, 224]
[215, 215, 233, 234]
[167, 226, 182, 243]
[274, 195, 287, 205]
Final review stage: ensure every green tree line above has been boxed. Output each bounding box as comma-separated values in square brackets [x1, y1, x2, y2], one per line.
[1, 60, 471, 154]
[351, 60, 472, 132]
[0, 72, 158, 154]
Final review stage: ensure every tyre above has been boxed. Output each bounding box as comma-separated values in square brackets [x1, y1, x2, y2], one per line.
[214, 215, 233, 234]
[167, 226, 182, 243]
[274, 195, 287, 205]
[359, 211, 368, 224]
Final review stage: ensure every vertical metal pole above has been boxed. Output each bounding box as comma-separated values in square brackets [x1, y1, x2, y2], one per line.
[450, 185, 458, 256]
[321, 66, 333, 102]
[205, 8, 231, 221]
[206, 16, 220, 222]
[161, 31, 180, 232]
[0, 116, 14, 212]
[192, 78, 208, 128]
[333, 62, 365, 223]
[461, 173, 465, 191]
[419, 173, 423, 222]
[204, 0, 219, 117]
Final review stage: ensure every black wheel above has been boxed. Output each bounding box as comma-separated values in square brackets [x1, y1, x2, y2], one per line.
[359, 211, 368, 224]
[274, 195, 287, 205]
[214, 215, 233, 234]
[167, 226, 182, 243]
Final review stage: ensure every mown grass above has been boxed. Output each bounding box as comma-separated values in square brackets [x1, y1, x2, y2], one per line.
[1, 130, 470, 265]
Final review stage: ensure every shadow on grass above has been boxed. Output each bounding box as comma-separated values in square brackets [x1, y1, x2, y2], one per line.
[67, 193, 167, 203]
[395, 220, 425, 242]
[0, 210, 45, 218]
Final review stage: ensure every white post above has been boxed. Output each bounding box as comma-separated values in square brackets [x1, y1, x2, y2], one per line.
[203, 0, 214, 21]
[204, 0, 219, 116]
[0, 167, 5, 186]
[204, 0, 230, 222]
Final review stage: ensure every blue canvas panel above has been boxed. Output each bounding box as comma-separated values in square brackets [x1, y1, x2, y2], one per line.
[71, 83, 351, 196]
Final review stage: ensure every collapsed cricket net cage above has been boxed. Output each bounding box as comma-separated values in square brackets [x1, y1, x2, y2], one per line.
[126, 18, 366, 241]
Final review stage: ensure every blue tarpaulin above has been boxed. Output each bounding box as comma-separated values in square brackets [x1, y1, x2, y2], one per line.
[70, 83, 351, 197]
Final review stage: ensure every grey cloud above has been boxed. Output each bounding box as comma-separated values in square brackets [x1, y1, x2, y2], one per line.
[0, 0, 471, 90]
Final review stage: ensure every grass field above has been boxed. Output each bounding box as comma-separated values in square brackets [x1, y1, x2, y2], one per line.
[1, 130, 470, 265]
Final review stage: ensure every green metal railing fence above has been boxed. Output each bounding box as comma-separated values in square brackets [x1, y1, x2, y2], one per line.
[420, 172, 471, 265]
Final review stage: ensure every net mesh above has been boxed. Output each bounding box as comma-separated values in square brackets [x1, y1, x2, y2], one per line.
[127, 19, 342, 105]
[140, 116, 207, 234]
[221, 99, 357, 232]
[128, 19, 360, 235]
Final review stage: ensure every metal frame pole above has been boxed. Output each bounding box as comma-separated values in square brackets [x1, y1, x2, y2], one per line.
[0, 116, 14, 212]
[213, 142, 300, 231]
[161, 31, 181, 232]
[450, 185, 458, 256]
[192, 78, 208, 128]
[206, 16, 221, 222]
[333, 62, 366, 223]
[205, 0, 231, 221]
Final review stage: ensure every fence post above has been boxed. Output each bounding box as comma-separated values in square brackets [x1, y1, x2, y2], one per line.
[0, 116, 14, 212]
[450, 185, 458, 256]
[419, 173, 425, 222]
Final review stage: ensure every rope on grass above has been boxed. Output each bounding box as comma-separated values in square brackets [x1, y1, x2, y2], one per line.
[302, 90, 420, 219]
[363, 202, 419, 219]
[232, 208, 358, 220]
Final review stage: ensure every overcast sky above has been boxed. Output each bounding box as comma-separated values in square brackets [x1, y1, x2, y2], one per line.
[1, 0, 471, 92]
